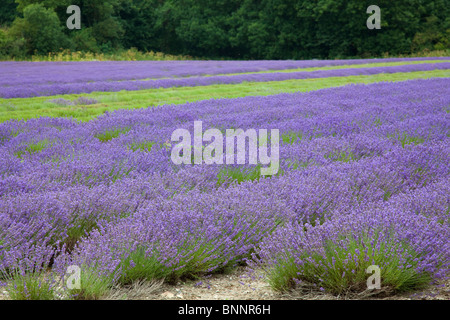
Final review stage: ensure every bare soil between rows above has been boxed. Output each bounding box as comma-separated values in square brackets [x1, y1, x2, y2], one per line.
[1, 266, 448, 300]
[104, 267, 450, 301]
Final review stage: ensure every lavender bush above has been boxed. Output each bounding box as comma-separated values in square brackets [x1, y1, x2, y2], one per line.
[252, 201, 449, 294]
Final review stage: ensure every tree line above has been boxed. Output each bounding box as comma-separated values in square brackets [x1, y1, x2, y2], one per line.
[0, 0, 448, 59]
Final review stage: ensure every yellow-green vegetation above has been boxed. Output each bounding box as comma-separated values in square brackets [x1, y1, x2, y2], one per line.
[1, 69, 449, 123]
[128, 141, 156, 152]
[387, 132, 426, 148]
[95, 128, 131, 142]
[3, 48, 195, 62]
[14, 139, 50, 159]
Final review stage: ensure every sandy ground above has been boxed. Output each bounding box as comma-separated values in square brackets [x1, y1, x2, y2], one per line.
[103, 267, 450, 301]
[1, 266, 448, 300]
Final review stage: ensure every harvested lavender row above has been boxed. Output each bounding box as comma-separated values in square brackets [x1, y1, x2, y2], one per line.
[0, 78, 449, 295]
[1, 61, 449, 98]
[1, 57, 448, 87]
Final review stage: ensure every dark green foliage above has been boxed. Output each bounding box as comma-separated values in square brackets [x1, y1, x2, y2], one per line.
[8, 3, 70, 55]
[1, 0, 448, 59]
[0, 0, 18, 26]
[117, 0, 159, 52]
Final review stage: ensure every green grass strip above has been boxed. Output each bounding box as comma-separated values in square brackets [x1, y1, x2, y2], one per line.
[1, 69, 449, 123]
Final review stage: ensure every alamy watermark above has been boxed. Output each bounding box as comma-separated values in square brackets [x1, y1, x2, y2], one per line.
[65, 265, 81, 289]
[367, 5, 381, 29]
[66, 5, 81, 30]
[65, 5, 380, 31]
[366, 265, 381, 289]
[170, 121, 280, 176]
[65, 5, 381, 31]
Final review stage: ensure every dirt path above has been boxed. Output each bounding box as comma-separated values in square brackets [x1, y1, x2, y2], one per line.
[1, 266, 448, 300]
[104, 266, 450, 301]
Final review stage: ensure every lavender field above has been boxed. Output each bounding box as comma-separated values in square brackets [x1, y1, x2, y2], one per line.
[1, 59, 449, 98]
[0, 58, 449, 300]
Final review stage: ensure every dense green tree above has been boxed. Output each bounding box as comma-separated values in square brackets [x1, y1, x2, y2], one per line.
[0, 0, 19, 26]
[14, 0, 65, 12]
[14, 0, 124, 51]
[1, 0, 449, 59]
[8, 3, 70, 55]
[71, 0, 124, 49]
[170, 0, 240, 57]
[117, 0, 159, 51]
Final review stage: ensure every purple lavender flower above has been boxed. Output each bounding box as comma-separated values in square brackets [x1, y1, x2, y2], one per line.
[0, 76, 448, 297]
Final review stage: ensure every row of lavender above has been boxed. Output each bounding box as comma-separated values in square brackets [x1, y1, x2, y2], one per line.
[1, 61, 449, 98]
[0, 78, 449, 296]
[2, 57, 448, 86]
